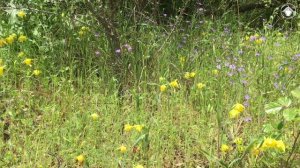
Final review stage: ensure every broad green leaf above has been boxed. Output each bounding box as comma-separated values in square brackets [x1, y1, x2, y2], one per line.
[283, 108, 300, 121]
[277, 97, 292, 107]
[291, 87, 300, 99]
[277, 120, 284, 130]
[265, 97, 292, 114]
[265, 102, 283, 114]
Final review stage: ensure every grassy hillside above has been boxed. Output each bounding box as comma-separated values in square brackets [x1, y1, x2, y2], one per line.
[0, 8, 300, 168]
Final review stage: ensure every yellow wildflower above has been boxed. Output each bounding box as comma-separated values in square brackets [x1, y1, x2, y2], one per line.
[119, 145, 127, 153]
[18, 35, 27, 42]
[17, 11, 26, 18]
[76, 154, 85, 165]
[261, 138, 285, 152]
[6, 35, 15, 44]
[212, 69, 219, 75]
[197, 83, 205, 90]
[91, 113, 99, 120]
[170, 79, 179, 88]
[261, 137, 278, 149]
[233, 103, 245, 112]
[221, 144, 231, 153]
[124, 124, 133, 132]
[284, 67, 292, 74]
[134, 125, 143, 132]
[134, 164, 144, 168]
[160, 84, 167, 92]
[179, 56, 186, 64]
[276, 140, 285, 152]
[251, 146, 260, 157]
[78, 30, 85, 36]
[184, 72, 190, 79]
[81, 26, 89, 31]
[33, 70, 41, 76]
[184, 72, 196, 79]
[229, 109, 241, 119]
[245, 35, 249, 41]
[234, 137, 243, 145]
[0, 66, 4, 76]
[0, 39, 7, 47]
[190, 72, 196, 78]
[18, 52, 25, 57]
[255, 38, 263, 45]
[23, 58, 33, 66]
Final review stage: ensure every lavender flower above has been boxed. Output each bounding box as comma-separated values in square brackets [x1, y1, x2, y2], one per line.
[243, 116, 252, 122]
[238, 67, 245, 72]
[229, 64, 236, 70]
[244, 94, 250, 100]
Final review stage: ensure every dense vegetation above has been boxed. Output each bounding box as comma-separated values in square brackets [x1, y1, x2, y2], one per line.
[0, 0, 300, 167]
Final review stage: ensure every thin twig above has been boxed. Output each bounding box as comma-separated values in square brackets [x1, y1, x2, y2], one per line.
[286, 130, 300, 167]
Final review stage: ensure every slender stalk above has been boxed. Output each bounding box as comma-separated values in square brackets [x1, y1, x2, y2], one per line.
[286, 130, 300, 166]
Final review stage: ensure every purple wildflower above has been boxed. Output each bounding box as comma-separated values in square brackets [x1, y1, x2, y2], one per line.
[238, 67, 245, 72]
[249, 35, 257, 41]
[292, 53, 300, 60]
[244, 94, 250, 100]
[243, 116, 252, 122]
[229, 64, 236, 70]
[243, 101, 250, 107]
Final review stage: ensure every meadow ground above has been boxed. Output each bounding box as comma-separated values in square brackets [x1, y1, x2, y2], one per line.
[1, 10, 300, 168]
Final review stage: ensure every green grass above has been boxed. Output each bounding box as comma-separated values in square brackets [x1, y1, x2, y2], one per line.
[1, 9, 300, 168]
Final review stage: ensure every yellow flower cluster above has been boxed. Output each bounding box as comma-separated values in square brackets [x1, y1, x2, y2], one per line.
[0, 65, 4, 77]
[169, 79, 179, 88]
[119, 144, 127, 153]
[261, 137, 285, 152]
[221, 144, 232, 153]
[251, 138, 285, 157]
[159, 78, 181, 92]
[184, 72, 196, 79]
[160, 84, 167, 92]
[0, 34, 27, 48]
[90, 113, 99, 120]
[76, 154, 85, 165]
[124, 124, 143, 133]
[134, 164, 144, 168]
[79, 26, 90, 36]
[197, 83, 205, 90]
[229, 103, 245, 119]
[212, 69, 219, 75]
[17, 10, 26, 18]
[0, 33, 42, 77]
